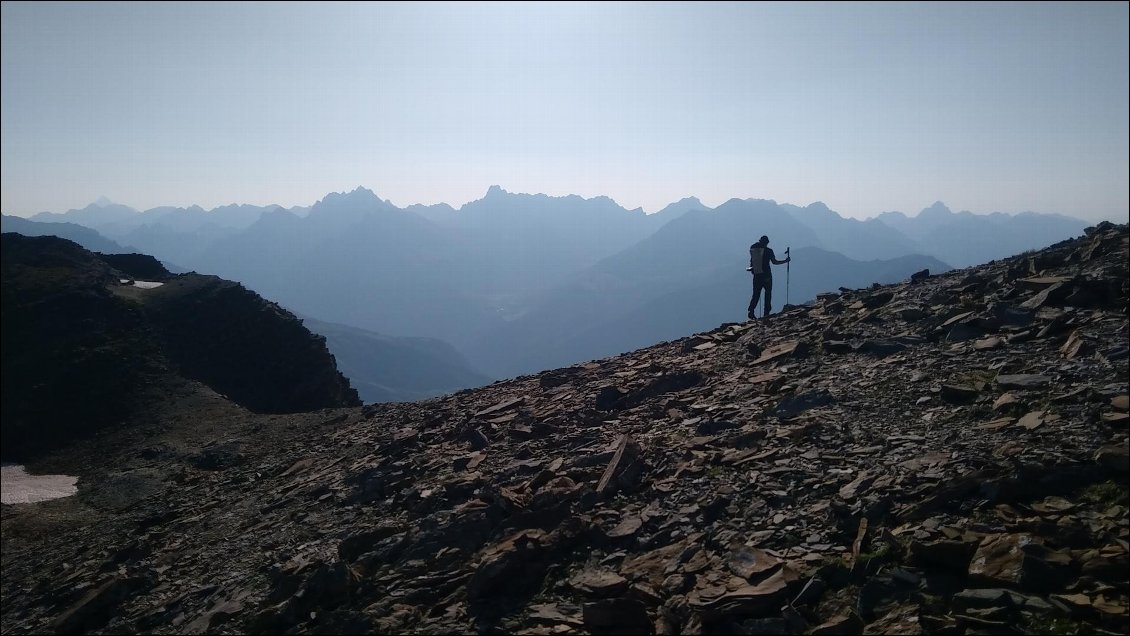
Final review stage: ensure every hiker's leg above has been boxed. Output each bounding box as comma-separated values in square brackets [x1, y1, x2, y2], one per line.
[749, 276, 763, 318]
[763, 277, 774, 317]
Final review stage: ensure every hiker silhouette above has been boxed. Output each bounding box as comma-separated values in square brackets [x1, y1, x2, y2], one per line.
[747, 235, 790, 320]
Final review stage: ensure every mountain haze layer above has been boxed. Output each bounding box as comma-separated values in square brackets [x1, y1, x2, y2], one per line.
[876, 202, 1089, 267]
[300, 316, 492, 404]
[1, 214, 134, 254]
[15, 188, 1090, 384]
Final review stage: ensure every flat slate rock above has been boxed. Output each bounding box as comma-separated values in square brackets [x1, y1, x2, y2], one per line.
[995, 374, 1052, 389]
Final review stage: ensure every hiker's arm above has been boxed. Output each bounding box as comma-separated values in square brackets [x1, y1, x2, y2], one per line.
[771, 256, 790, 264]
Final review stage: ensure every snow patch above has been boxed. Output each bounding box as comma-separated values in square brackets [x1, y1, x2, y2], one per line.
[119, 279, 164, 289]
[1, 464, 78, 504]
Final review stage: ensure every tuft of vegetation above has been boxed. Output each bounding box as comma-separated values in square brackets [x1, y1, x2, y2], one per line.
[1019, 615, 1092, 635]
[956, 368, 998, 386]
[1079, 481, 1129, 508]
[857, 541, 893, 563]
[915, 592, 948, 616]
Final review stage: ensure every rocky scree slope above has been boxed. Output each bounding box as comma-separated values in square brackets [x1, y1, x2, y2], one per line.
[0, 233, 359, 461]
[1, 224, 1128, 635]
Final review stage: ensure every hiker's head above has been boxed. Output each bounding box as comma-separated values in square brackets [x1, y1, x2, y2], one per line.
[759, 235, 769, 245]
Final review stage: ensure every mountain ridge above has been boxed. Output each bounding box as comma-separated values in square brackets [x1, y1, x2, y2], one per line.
[0, 233, 360, 461]
[22, 190, 1090, 229]
[1, 214, 136, 254]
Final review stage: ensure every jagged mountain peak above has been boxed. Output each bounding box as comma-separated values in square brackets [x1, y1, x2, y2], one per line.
[318, 186, 380, 204]
[305, 187, 400, 224]
[472, 186, 630, 211]
[650, 196, 706, 216]
[876, 209, 908, 220]
[919, 200, 953, 216]
[717, 197, 782, 209]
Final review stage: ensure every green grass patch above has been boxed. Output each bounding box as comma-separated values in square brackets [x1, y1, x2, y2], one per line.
[1079, 481, 1129, 508]
[915, 592, 948, 616]
[955, 368, 998, 387]
[857, 542, 893, 562]
[1019, 615, 1092, 635]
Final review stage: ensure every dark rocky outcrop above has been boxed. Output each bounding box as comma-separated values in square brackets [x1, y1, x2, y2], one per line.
[1, 234, 161, 460]
[141, 275, 359, 413]
[97, 252, 172, 281]
[1, 233, 358, 460]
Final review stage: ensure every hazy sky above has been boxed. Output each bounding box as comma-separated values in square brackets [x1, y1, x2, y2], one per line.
[2, 2, 1127, 221]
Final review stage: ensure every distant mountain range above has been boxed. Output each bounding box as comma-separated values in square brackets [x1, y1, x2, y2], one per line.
[28, 199, 311, 267]
[9, 187, 1090, 386]
[874, 201, 1088, 267]
[20, 189, 1088, 275]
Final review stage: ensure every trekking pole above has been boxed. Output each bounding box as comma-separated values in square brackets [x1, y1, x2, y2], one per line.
[785, 247, 790, 307]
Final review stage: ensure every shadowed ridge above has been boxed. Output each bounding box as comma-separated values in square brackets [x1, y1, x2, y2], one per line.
[0, 233, 359, 461]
